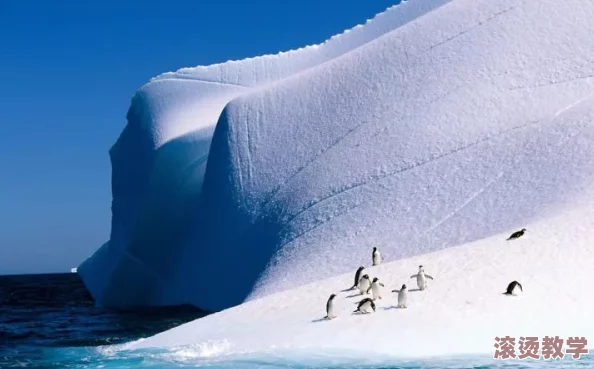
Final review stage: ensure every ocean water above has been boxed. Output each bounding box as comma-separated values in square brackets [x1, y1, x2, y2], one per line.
[1, 273, 591, 369]
[0, 273, 205, 368]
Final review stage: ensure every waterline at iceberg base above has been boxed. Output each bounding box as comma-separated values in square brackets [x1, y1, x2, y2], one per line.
[46, 343, 594, 368]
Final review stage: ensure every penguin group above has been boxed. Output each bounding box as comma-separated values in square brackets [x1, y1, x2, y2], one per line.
[324, 228, 528, 320]
[325, 245, 436, 319]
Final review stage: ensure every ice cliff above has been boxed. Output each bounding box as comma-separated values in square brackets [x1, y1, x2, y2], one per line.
[79, 0, 594, 315]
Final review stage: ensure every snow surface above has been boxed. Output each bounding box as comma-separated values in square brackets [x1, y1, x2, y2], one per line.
[80, 0, 594, 331]
[126, 200, 594, 358]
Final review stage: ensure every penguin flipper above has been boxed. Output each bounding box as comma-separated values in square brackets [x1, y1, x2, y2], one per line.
[426, 275, 434, 280]
[410, 275, 417, 278]
[379, 283, 385, 287]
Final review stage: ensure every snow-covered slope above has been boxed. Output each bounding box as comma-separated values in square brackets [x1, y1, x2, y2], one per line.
[124, 199, 594, 358]
[80, 0, 594, 321]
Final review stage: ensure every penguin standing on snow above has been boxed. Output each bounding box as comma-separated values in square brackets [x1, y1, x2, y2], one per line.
[395, 284, 408, 308]
[372, 247, 382, 266]
[369, 277, 385, 300]
[357, 274, 372, 295]
[348, 266, 365, 290]
[353, 298, 376, 314]
[506, 228, 526, 241]
[503, 281, 523, 296]
[325, 294, 337, 319]
[410, 265, 434, 290]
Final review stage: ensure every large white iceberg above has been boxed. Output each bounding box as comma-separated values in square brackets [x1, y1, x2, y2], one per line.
[80, 0, 594, 339]
[78, 0, 450, 310]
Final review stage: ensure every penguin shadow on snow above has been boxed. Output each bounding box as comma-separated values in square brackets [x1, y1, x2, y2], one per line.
[311, 317, 332, 323]
[346, 293, 366, 298]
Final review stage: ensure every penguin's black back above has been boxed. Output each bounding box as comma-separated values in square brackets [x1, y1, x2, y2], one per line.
[358, 297, 372, 307]
[505, 280, 522, 294]
[326, 295, 334, 312]
[354, 267, 364, 284]
[507, 229, 525, 240]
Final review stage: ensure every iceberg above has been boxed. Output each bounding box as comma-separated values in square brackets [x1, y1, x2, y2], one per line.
[80, 5, 594, 358]
[78, 0, 451, 310]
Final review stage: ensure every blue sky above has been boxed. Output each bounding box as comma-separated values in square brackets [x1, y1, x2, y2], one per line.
[0, 0, 396, 275]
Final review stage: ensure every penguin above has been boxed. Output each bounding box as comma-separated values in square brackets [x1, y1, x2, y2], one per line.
[353, 297, 376, 314]
[357, 274, 372, 295]
[325, 294, 337, 319]
[369, 277, 385, 300]
[397, 284, 408, 308]
[503, 281, 523, 296]
[348, 266, 365, 290]
[372, 247, 382, 266]
[506, 228, 526, 241]
[410, 265, 434, 290]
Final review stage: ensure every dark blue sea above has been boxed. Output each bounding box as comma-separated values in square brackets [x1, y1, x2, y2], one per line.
[1, 273, 592, 369]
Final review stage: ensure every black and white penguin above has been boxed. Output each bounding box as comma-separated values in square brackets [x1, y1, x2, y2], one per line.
[349, 266, 365, 290]
[397, 284, 408, 308]
[506, 228, 526, 241]
[357, 274, 372, 295]
[325, 294, 337, 319]
[372, 247, 382, 266]
[504, 281, 523, 296]
[410, 265, 434, 290]
[369, 277, 385, 300]
[353, 297, 376, 314]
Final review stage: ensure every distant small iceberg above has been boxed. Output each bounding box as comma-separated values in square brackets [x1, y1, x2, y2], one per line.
[70, 267, 77, 273]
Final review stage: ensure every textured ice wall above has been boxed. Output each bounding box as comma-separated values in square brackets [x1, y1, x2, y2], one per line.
[172, 0, 594, 312]
[78, 0, 450, 308]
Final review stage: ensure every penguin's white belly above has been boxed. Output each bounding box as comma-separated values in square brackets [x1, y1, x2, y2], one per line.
[360, 302, 373, 313]
[371, 284, 381, 299]
[398, 291, 407, 307]
[417, 274, 426, 290]
[358, 280, 370, 294]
